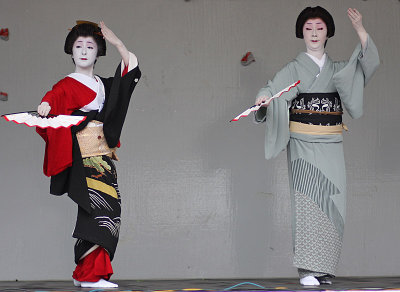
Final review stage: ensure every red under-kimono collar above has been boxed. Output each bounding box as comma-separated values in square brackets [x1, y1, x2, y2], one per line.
[68, 73, 105, 113]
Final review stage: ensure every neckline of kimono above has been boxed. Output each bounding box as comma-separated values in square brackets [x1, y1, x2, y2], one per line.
[298, 52, 331, 77]
[68, 72, 101, 92]
[306, 52, 326, 71]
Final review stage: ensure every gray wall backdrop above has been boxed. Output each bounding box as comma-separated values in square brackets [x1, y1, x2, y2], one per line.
[0, 0, 399, 281]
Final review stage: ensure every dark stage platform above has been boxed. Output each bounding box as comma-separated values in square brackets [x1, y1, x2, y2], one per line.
[1, 277, 400, 292]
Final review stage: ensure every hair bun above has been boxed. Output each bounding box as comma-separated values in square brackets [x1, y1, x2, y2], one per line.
[295, 6, 335, 39]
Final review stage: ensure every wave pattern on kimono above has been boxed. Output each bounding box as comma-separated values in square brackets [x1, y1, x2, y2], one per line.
[255, 36, 379, 276]
[73, 155, 121, 263]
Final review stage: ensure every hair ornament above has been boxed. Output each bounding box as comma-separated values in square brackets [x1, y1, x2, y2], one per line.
[68, 20, 103, 36]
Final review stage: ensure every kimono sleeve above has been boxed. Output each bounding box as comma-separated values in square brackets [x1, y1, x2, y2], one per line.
[35, 77, 98, 176]
[255, 63, 298, 159]
[102, 61, 141, 148]
[120, 52, 139, 76]
[333, 35, 380, 119]
[40, 80, 68, 115]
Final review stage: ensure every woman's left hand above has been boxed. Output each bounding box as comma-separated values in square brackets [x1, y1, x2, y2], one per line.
[99, 21, 130, 66]
[100, 21, 123, 47]
[347, 8, 365, 33]
[347, 8, 368, 49]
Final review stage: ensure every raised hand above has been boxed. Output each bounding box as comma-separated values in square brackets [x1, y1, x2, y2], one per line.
[347, 8, 364, 33]
[99, 21, 130, 65]
[347, 8, 368, 49]
[100, 21, 123, 47]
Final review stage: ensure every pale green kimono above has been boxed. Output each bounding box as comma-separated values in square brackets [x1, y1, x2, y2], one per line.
[255, 36, 379, 276]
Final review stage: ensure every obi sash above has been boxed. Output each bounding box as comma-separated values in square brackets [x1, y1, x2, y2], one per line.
[290, 92, 343, 126]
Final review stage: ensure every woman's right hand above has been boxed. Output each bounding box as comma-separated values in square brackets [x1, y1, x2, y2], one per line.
[37, 101, 51, 116]
[255, 96, 271, 107]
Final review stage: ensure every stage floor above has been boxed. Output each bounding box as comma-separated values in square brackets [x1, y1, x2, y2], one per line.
[1, 277, 400, 292]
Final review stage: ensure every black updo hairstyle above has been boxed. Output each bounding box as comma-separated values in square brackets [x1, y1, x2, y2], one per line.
[64, 21, 106, 56]
[295, 6, 335, 39]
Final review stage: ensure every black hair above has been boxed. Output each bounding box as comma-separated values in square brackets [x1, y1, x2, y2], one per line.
[64, 22, 106, 56]
[295, 6, 335, 39]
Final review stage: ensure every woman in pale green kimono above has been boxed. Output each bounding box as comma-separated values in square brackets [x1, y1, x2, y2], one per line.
[254, 7, 379, 286]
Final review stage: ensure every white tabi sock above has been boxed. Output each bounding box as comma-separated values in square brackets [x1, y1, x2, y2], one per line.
[73, 279, 81, 287]
[300, 275, 320, 286]
[80, 278, 118, 288]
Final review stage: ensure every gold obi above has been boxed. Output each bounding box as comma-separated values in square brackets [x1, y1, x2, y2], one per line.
[289, 121, 348, 135]
[76, 120, 118, 160]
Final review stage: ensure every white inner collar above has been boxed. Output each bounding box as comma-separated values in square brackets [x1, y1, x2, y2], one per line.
[306, 53, 326, 72]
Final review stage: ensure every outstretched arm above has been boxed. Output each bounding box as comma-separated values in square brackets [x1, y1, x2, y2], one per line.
[347, 8, 368, 50]
[100, 21, 130, 66]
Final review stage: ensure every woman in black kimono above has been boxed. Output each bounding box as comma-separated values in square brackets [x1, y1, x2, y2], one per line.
[37, 21, 141, 288]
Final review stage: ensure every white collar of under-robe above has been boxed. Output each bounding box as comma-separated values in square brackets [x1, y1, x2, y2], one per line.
[68, 73, 106, 112]
[306, 53, 326, 77]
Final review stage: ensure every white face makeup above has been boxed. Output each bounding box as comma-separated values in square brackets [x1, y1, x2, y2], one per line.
[72, 36, 98, 71]
[302, 18, 328, 56]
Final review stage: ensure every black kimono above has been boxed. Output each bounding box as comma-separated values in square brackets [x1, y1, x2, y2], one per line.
[41, 56, 141, 263]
